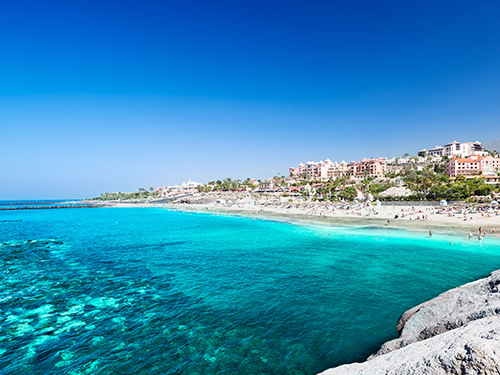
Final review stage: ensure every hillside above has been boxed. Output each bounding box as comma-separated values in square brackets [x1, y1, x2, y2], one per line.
[483, 139, 500, 152]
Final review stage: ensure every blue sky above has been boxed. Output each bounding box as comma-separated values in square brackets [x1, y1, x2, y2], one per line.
[1, 0, 500, 199]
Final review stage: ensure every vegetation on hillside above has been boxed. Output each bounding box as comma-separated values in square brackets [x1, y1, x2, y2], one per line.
[90, 188, 158, 201]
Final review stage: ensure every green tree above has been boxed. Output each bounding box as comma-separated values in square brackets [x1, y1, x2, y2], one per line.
[338, 187, 357, 201]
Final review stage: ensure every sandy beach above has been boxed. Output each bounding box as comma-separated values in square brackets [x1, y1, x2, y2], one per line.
[107, 200, 500, 240]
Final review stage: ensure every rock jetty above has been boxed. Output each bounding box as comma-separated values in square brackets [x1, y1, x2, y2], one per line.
[0, 205, 107, 211]
[319, 270, 500, 374]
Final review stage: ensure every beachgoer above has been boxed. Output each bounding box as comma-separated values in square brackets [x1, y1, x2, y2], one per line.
[469, 233, 472, 240]
[450, 242, 453, 245]
[387, 220, 390, 225]
[429, 230, 432, 237]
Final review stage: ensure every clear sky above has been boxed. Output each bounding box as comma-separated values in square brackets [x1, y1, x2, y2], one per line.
[1, 0, 500, 199]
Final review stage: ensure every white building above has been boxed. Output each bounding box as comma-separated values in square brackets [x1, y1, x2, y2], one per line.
[443, 141, 485, 158]
[181, 180, 202, 193]
[418, 141, 485, 159]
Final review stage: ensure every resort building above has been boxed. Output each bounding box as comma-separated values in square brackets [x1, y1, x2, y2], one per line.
[445, 155, 500, 179]
[443, 141, 485, 158]
[417, 146, 445, 158]
[445, 156, 482, 178]
[156, 185, 182, 197]
[156, 180, 201, 196]
[181, 180, 202, 194]
[480, 155, 500, 176]
[418, 141, 485, 159]
[290, 158, 389, 180]
[349, 158, 386, 178]
[289, 159, 335, 180]
[289, 159, 351, 180]
[326, 160, 349, 178]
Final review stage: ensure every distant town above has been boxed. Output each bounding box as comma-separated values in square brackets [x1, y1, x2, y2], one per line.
[92, 140, 500, 203]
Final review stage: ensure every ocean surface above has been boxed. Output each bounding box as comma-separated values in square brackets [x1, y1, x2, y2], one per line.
[1, 206, 500, 375]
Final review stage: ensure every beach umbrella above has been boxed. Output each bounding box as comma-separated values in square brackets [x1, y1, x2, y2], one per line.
[440, 200, 448, 206]
[491, 200, 499, 205]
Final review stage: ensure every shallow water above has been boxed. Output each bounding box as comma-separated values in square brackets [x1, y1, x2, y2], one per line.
[1, 207, 499, 374]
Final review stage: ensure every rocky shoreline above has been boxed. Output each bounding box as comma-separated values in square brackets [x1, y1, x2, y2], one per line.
[319, 270, 500, 374]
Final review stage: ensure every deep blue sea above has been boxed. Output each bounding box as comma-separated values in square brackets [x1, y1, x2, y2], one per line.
[1, 206, 500, 375]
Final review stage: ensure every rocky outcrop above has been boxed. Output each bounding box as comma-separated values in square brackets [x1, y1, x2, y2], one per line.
[319, 270, 500, 374]
[319, 316, 500, 374]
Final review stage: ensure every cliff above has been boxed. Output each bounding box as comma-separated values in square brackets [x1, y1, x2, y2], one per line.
[319, 270, 500, 374]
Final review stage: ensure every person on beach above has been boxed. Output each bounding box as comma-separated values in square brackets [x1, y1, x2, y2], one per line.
[469, 232, 472, 240]
[387, 220, 390, 225]
[429, 230, 432, 237]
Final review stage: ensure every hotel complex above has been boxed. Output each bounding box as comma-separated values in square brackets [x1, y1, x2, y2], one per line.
[446, 155, 500, 179]
[417, 140, 485, 158]
[289, 140, 499, 182]
[157, 140, 499, 196]
[288, 159, 350, 180]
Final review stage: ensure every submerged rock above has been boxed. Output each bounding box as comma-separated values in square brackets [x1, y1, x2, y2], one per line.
[319, 270, 500, 374]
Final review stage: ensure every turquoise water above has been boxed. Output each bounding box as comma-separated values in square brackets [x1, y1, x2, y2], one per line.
[1, 207, 500, 375]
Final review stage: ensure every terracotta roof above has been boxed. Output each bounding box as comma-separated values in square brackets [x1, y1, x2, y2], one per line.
[450, 155, 483, 163]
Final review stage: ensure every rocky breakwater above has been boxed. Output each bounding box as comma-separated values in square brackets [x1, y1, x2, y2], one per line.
[0, 204, 108, 211]
[319, 270, 500, 375]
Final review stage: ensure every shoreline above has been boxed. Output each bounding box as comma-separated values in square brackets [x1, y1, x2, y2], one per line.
[98, 200, 500, 240]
